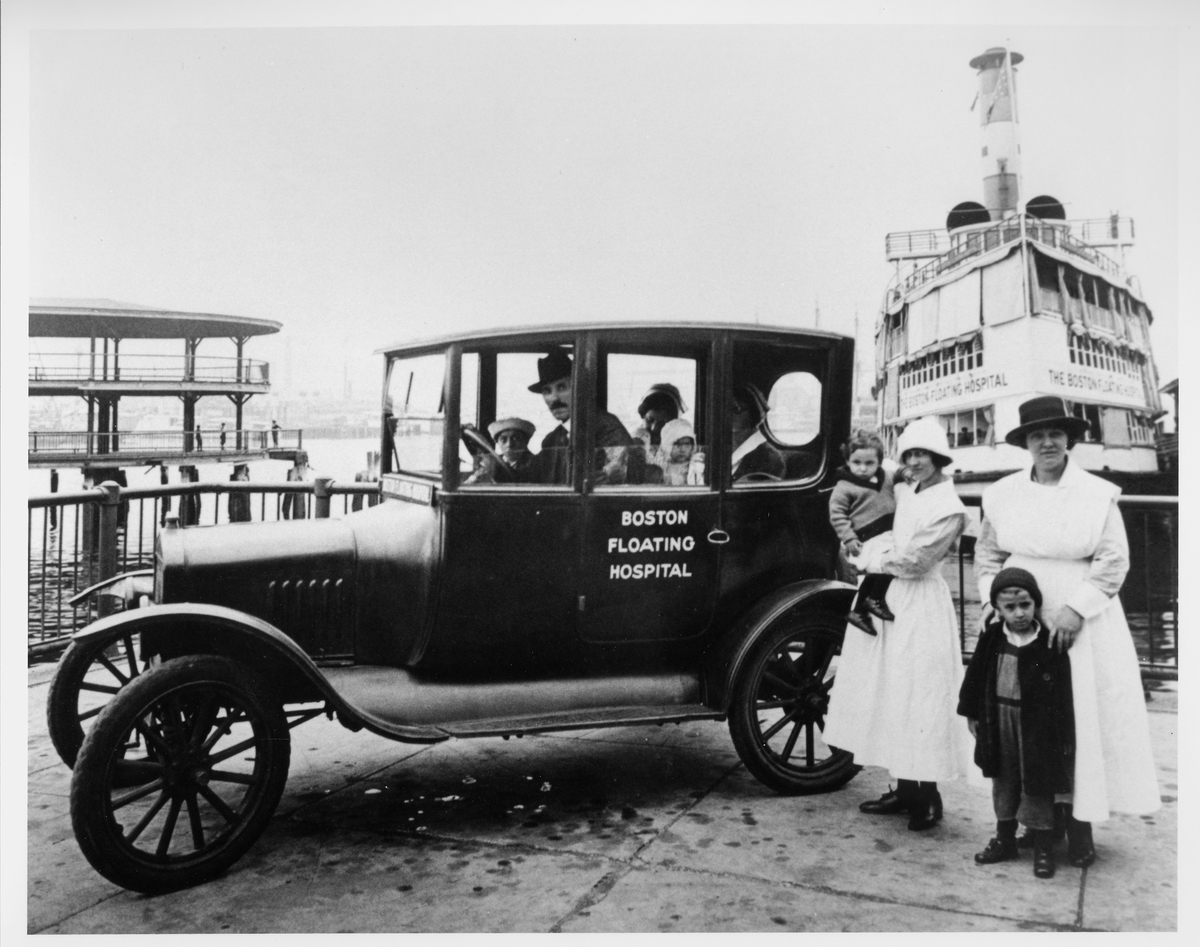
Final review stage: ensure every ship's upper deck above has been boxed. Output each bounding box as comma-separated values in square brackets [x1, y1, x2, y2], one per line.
[882, 215, 1143, 315]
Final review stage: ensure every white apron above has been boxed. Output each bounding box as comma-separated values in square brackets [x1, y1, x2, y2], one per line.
[825, 479, 974, 782]
[982, 465, 1160, 823]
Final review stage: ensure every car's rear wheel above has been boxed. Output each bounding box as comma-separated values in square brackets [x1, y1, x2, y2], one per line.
[70, 655, 290, 894]
[728, 613, 859, 794]
[48, 632, 157, 769]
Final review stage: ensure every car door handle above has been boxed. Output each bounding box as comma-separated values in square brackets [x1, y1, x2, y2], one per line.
[706, 529, 730, 545]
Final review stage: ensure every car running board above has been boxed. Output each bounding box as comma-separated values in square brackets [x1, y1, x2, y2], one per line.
[320, 665, 722, 740]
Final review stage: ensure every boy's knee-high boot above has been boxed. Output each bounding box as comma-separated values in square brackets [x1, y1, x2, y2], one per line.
[1033, 829, 1057, 878]
[1020, 801, 1070, 848]
[975, 820, 1019, 864]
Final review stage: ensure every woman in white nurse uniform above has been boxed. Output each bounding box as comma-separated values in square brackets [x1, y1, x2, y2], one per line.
[824, 417, 974, 831]
[975, 396, 1160, 867]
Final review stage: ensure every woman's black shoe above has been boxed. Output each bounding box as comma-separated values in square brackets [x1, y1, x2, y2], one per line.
[1033, 830, 1057, 878]
[859, 789, 909, 815]
[907, 792, 943, 831]
[1067, 818, 1096, 868]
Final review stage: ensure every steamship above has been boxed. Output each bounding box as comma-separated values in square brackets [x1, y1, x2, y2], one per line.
[873, 48, 1167, 490]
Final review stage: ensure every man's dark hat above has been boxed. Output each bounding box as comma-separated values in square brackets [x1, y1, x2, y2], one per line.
[1004, 395, 1090, 447]
[990, 567, 1043, 609]
[528, 347, 574, 393]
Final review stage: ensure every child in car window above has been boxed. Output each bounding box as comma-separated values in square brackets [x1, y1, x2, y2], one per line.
[829, 430, 897, 635]
[658, 419, 704, 486]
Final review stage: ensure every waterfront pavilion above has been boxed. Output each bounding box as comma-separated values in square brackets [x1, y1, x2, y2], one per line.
[29, 298, 300, 481]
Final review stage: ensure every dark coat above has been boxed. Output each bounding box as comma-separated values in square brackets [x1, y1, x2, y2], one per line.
[529, 412, 635, 485]
[957, 619, 1076, 796]
[732, 439, 786, 482]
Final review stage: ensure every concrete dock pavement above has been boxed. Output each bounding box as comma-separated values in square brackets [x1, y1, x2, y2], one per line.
[26, 665, 1177, 933]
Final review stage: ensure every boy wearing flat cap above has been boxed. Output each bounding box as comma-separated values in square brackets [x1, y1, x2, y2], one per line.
[958, 567, 1075, 879]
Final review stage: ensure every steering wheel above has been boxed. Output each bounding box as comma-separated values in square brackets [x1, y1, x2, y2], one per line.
[460, 424, 517, 483]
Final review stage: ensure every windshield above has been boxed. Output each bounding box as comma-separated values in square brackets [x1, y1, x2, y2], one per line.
[384, 352, 446, 479]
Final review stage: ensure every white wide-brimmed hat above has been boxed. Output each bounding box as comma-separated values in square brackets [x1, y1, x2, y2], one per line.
[488, 417, 536, 440]
[896, 417, 953, 466]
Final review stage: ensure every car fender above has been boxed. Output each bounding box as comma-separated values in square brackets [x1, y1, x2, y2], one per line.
[72, 604, 448, 745]
[703, 579, 856, 712]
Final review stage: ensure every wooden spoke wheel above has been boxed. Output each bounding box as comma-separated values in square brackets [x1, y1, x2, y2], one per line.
[47, 632, 158, 769]
[728, 614, 859, 794]
[70, 655, 290, 894]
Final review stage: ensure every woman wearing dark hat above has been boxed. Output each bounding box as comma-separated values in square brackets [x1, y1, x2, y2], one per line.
[824, 417, 974, 830]
[974, 396, 1160, 867]
[635, 383, 687, 447]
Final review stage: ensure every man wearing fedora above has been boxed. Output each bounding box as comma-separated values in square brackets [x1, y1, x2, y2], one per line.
[528, 347, 635, 485]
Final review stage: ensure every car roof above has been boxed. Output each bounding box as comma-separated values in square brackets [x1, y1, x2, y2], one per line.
[376, 321, 851, 356]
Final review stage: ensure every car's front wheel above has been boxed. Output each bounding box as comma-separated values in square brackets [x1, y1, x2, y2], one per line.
[70, 655, 291, 894]
[728, 613, 859, 794]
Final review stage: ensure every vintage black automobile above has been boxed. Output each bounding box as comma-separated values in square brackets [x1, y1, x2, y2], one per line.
[51, 323, 861, 893]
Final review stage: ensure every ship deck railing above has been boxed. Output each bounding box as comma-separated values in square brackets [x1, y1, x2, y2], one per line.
[886, 214, 1128, 305]
[28, 428, 304, 459]
[28, 352, 270, 386]
[26, 486, 1178, 682]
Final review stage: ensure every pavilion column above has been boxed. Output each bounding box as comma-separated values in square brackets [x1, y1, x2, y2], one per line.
[182, 394, 197, 452]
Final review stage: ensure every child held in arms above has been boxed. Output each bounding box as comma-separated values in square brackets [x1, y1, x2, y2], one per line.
[828, 431, 897, 635]
[958, 568, 1075, 879]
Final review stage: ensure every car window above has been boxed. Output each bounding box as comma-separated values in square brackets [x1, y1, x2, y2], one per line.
[596, 351, 708, 489]
[457, 347, 575, 489]
[384, 352, 446, 480]
[730, 342, 826, 486]
[767, 371, 822, 446]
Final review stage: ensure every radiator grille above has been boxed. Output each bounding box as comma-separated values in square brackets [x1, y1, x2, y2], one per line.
[268, 577, 353, 657]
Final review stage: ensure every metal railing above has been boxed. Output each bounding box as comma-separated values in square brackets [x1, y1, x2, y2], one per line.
[28, 352, 270, 385]
[29, 428, 303, 456]
[952, 495, 1176, 681]
[27, 479, 381, 657]
[888, 215, 1128, 304]
[27, 487, 1176, 680]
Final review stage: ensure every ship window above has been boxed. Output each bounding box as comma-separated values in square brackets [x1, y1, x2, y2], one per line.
[939, 406, 993, 448]
[1065, 401, 1103, 443]
[1032, 252, 1061, 313]
[1125, 411, 1154, 446]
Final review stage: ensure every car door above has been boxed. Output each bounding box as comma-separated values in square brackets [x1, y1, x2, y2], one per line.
[716, 333, 851, 612]
[577, 333, 723, 644]
[426, 340, 584, 676]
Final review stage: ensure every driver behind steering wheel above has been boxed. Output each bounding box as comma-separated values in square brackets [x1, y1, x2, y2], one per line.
[464, 417, 537, 484]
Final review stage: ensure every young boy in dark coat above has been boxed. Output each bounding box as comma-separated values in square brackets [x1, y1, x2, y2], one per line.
[958, 567, 1075, 879]
[828, 431, 896, 635]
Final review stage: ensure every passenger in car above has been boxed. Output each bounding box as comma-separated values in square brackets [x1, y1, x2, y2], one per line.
[731, 382, 786, 482]
[527, 347, 636, 485]
[464, 417, 536, 484]
[657, 418, 702, 486]
[634, 383, 688, 451]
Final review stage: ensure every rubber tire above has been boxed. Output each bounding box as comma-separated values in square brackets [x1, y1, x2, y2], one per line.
[728, 612, 860, 795]
[70, 655, 290, 894]
[47, 633, 153, 769]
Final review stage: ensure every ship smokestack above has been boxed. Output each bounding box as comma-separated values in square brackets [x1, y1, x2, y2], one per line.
[969, 47, 1024, 219]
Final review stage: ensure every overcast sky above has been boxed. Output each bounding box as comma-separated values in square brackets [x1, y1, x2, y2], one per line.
[10, 7, 1189, 402]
